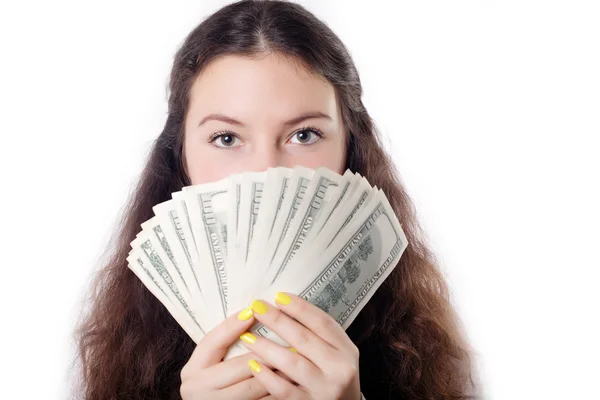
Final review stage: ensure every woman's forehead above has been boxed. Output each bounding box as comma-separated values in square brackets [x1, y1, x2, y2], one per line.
[187, 54, 340, 127]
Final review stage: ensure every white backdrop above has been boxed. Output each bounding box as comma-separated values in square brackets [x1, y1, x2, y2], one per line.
[1, 1, 598, 398]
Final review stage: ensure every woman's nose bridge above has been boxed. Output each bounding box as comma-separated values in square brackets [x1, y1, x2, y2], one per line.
[253, 140, 282, 169]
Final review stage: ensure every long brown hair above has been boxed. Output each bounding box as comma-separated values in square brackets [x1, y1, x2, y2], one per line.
[73, 1, 478, 398]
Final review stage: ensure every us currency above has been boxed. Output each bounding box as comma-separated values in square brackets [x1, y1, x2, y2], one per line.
[182, 180, 230, 324]
[284, 191, 407, 330]
[170, 191, 209, 299]
[152, 199, 201, 285]
[260, 167, 314, 274]
[226, 172, 265, 311]
[127, 252, 203, 343]
[225, 189, 407, 358]
[265, 167, 346, 285]
[226, 174, 242, 273]
[266, 170, 373, 287]
[234, 172, 266, 267]
[310, 180, 379, 254]
[236, 167, 293, 309]
[152, 199, 206, 321]
[126, 245, 205, 342]
[236, 167, 314, 308]
[139, 217, 196, 301]
[130, 231, 192, 306]
[242, 175, 265, 263]
[308, 173, 367, 239]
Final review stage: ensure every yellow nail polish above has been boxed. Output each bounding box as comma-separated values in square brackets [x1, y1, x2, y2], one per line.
[237, 307, 253, 321]
[250, 299, 268, 314]
[240, 332, 257, 345]
[289, 347, 298, 353]
[248, 359, 262, 373]
[274, 292, 292, 305]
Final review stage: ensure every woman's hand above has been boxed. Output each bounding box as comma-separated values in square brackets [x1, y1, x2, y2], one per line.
[180, 308, 271, 400]
[239, 293, 361, 400]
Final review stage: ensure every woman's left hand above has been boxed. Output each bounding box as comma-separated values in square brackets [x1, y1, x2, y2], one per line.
[238, 292, 361, 400]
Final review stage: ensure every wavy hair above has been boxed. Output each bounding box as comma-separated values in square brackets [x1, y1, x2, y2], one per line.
[73, 1, 478, 398]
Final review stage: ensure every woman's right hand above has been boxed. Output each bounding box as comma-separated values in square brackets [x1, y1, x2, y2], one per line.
[180, 308, 271, 400]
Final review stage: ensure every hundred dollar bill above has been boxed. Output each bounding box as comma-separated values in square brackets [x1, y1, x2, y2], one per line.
[268, 169, 294, 239]
[140, 218, 189, 294]
[237, 167, 313, 308]
[233, 167, 292, 311]
[288, 191, 403, 331]
[151, 199, 207, 323]
[288, 191, 407, 330]
[309, 171, 360, 236]
[226, 172, 265, 310]
[266, 167, 346, 284]
[262, 167, 314, 271]
[242, 174, 265, 264]
[170, 191, 201, 263]
[183, 180, 230, 324]
[126, 248, 205, 342]
[226, 174, 242, 272]
[127, 254, 200, 342]
[130, 232, 192, 306]
[152, 199, 202, 293]
[232, 172, 265, 268]
[309, 173, 368, 239]
[225, 190, 408, 358]
[310, 181, 379, 254]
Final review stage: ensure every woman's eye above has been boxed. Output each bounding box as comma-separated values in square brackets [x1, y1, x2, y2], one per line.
[210, 133, 241, 148]
[289, 128, 322, 145]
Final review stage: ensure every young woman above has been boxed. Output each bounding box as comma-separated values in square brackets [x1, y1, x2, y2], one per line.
[74, 1, 479, 398]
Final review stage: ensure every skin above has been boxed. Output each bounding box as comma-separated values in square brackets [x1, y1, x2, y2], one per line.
[180, 54, 360, 399]
[183, 53, 346, 184]
[180, 296, 361, 400]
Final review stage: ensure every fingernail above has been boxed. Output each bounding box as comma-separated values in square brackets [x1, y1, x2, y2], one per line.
[274, 292, 292, 305]
[240, 332, 257, 345]
[250, 299, 268, 314]
[237, 307, 253, 321]
[289, 347, 298, 353]
[248, 359, 262, 373]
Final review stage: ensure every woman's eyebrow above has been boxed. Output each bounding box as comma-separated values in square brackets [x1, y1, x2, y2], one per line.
[197, 111, 332, 128]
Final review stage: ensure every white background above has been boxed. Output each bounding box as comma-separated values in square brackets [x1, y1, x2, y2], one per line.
[1, 1, 598, 398]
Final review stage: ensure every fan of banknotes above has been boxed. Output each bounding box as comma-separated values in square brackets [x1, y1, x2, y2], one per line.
[127, 166, 408, 358]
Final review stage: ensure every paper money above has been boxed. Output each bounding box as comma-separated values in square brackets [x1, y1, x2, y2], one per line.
[182, 181, 230, 325]
[265, 167, 344, 285]
[225, 190, 407, 357]
[127, 166, 408, 356]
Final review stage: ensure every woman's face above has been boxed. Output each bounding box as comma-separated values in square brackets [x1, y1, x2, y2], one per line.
[183, 54, 347, 185]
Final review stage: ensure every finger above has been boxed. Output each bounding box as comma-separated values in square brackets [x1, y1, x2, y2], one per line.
[204, 353, 257, 389]
[206, 353, 284, 389]
[186, 307, 255, 369]
[219, 376, 270, 400]
[248, 359, 307, 400]
[239, 330, 322, 389]
[249, 299, 336, 367]
[273, 292, 357, 355]
[274, 368, 293, 383]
